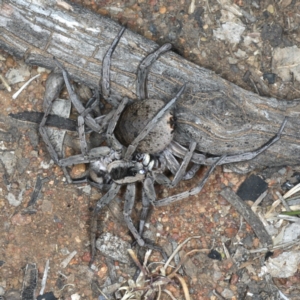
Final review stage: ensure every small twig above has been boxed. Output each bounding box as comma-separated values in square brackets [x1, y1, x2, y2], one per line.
[172, 274, 190, 300]
[162, 289, 177, 300]
[12, 74, 40, 99]
[0, 74, 11, 92]
[276, 191, 291, 212]
[162, 236, 200, 273]
[39, 259, 49, 295]
[249, 238, 300, 253]
[212, 289, 226, 300]
[222, 242, 231, 259]
[60, 250, 77, 268]
[128, 249, 148, 277]
[57, 284, 75, 292]
[284, 182, 300, 199]
[169, 249, 208, 278]
[251, 190, 268, 213]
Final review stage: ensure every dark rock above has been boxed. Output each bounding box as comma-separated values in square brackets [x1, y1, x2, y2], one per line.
[237, 174, 268, 201]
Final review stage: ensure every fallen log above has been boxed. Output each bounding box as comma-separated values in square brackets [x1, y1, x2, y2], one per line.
[1, 0, 300, 171]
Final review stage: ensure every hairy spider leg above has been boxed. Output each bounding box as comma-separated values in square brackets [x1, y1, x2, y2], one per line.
[156, 142, 199, 186]
[154, 117, 287, 207]
[53, 58, 101, 133]
[138, 177, 156, 235]
[166, 117, 288, 167]
[101, 26, 126, 107]
[39, 73, 74, 183]
[123, 182, 168, 259]
[42, 72, 65, 112]
[78, 116, 88, 156]
[137, 43, 172, 100]
[155, 155, 227, 207]
[40, 73, 112, 170]
[106, 96, 129, 151]
[41, 58, 120, 169]
[90, 183, 121, 264]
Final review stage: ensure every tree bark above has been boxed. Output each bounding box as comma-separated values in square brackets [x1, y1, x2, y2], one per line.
[1, 0, 300, 171]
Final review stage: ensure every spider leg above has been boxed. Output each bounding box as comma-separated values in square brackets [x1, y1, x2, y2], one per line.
[82, 91, 100, 117]
[171, 140, 197, 186]
[168, 117, 287, 166]
[123, 182, 168, 260]
[182, 163, 202, 180]
[90, 183, 121, 264]
[139, 177, 156, 236]
[106, 97, 129, 151]
[168, 140, 206, 164]
[163, 148, 180, 175]
[137, 43, 172, 100]
[58, 146, 111, 167]
[53, 58, 101, 133]
[204, 117, 287, 165]
[101, 27, 126, 107]
[123, 183, 145, 246]
[139, 188, 150, 236]
[154, 155, 227, 207]
[125, 84, 186, 160]
[40, 73, 76, 183]
[78, 115, 88, 156]
[43, 72, 64, 112]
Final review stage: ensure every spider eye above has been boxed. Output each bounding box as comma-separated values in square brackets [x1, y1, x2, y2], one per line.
[139, 169, 145, 175]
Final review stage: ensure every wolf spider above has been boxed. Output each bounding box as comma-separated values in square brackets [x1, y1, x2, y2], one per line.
[39, 27, 287, 261]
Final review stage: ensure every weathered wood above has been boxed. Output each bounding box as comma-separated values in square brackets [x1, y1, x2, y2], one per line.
[1, 0, 300, 171]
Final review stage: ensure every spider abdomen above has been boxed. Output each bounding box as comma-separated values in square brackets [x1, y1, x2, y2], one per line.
[115, 99, 174, 154]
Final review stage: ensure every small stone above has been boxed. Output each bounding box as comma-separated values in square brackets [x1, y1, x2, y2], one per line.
[11, 213, 32, 226]
[237, 174, 268, 201]
[0, 286, 5, 296]
[4, 289, 20, 300]
[41, 200, 53, 213]
[81, 252, 91, 262]
[97, 264, 108, 279]
[6, 57, 15, 68]
[70, 163, 87, 179]
[159, 6, 167, 14]
[263, 72, 276, 84]
[71, 293, 80, 300]
[40, 72, 49, 82]
[221, 288, 234, 298]
[267, 4, 274, 14]
[230, 273, 239, 285]
[96, 232, 131, 264]
[161, 215, 169, 223]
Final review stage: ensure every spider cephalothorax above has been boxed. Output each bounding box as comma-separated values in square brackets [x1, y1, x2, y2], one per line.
[39, 27, 287, 262]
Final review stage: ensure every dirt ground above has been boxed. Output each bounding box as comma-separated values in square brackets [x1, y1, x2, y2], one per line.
[1, 0, 300, 299]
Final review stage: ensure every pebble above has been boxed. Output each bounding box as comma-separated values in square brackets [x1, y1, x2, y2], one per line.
[96, 232, 131, 264]
[11, 213, 32, 226]
[221, 288, 234, 298]
[81, 252, 91, 262]
[41, 200, 53, 213]
[267, 4, 274, 14]
[97, 264, 108, 279]
[159, 6, 167, 14]
[0, 286, 5, 296]
[5, 57, 15, 68]
[70, 163, 87, 178]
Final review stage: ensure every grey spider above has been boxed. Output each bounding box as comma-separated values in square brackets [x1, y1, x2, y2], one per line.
[39, 27, 287, 261]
